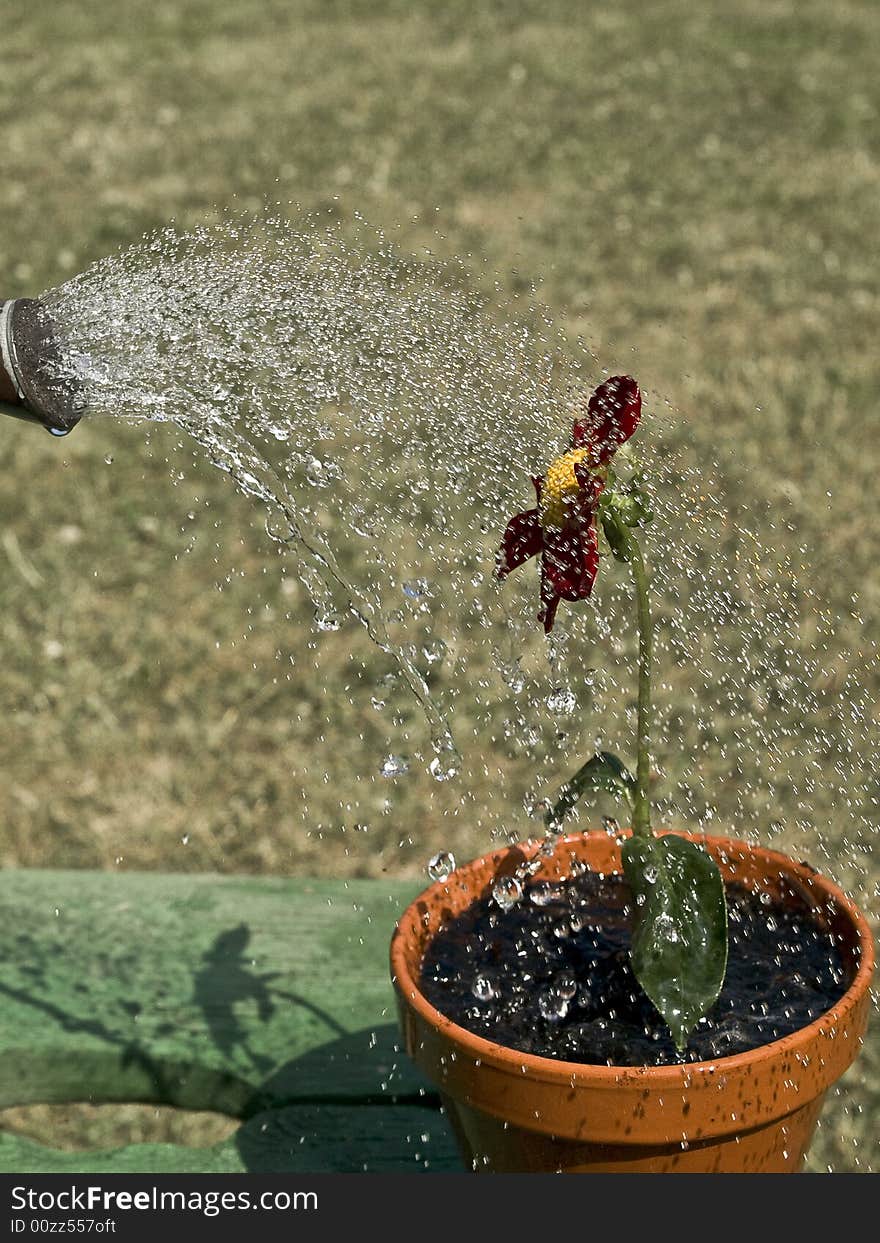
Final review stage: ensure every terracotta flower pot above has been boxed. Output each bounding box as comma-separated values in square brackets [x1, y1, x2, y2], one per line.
[390, 832, 875, 1173]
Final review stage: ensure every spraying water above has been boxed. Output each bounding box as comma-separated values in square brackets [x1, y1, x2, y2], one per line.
[36, 212, 878, 892]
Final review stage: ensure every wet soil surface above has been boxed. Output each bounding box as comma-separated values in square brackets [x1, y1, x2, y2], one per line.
[420, 870, 850, 1065]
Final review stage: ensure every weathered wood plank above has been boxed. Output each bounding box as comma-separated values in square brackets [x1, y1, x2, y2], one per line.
[0, 869, 463, 1172]
[0, 1104, 461, 1173]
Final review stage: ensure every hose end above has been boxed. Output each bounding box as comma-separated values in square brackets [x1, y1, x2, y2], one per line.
[0, 298, 84, 434]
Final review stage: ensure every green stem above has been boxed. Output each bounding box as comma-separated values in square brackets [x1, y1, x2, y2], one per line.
[625, 529, 653, 837]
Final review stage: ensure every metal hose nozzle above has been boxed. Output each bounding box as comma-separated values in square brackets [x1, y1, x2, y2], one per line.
[0, 298, 84, 434]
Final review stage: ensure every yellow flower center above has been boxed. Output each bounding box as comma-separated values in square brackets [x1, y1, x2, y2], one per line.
[539, 448, 590, 529]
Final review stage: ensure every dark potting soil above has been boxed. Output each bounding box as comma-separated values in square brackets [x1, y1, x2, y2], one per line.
[419, 868, 851, 1066]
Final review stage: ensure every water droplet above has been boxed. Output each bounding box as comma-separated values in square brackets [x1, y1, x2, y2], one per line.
[602, 816, 620, 836]
[529, 881, 565, 907]
[472, 972, 497, 1001]
[644, 865, 658, 884]
[421, 639, 446, 665]
[555, 973, 578, 1000]
[537, 831, 562, 858]
[655, 912, 679, 942]
[538, 988, 570, 1022]
[546, 686, 576, 715]
[428, 732, 460, 782]
[503, 662, 525, 694]
[402, 578, 431, 600]
[380, 754, 409, 778]
[305, 456, 341, 487]
[492, 875, 523, 912]
[429, 754, 458, 781]
[314, 610, 342, 632]
[427, 850, 455, 882]
[370, 695, 386, 711]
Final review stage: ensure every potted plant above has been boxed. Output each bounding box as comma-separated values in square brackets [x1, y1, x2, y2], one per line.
[390, 377, 874, 1173]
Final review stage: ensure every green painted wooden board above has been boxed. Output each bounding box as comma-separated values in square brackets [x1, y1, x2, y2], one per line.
[0, 870, 462, 1172]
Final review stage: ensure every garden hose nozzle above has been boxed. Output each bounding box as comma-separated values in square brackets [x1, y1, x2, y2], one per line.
[0, 298, 83, 435]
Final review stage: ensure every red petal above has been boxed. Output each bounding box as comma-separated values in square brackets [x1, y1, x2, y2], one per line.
[572, 375, 642, 463]
[496, 508, 542, 579]
[576, 520, 600, 597]
[542, 520, 599, 601]
[538, 562, 561, 633]
[573, 460, 606, 509]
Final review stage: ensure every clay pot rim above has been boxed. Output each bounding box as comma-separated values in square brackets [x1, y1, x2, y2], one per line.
[391, 831, 876, 1088]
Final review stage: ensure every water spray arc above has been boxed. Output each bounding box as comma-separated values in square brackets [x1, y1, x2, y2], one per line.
[0, 297, 83, 434]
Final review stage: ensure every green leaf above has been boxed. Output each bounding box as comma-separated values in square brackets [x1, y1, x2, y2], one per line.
[622, 833, 728, 1052]
[600, 507, 632, 563]
[599, 476, 654, 542]
[624, 471, 654, 528]
[546, 751, 636, 829]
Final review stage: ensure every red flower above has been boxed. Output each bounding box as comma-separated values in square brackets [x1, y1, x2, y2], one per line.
[496, 376, 641, 632]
